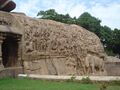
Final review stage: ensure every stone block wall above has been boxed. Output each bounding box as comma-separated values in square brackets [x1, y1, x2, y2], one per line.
[105, 62, 120, 76]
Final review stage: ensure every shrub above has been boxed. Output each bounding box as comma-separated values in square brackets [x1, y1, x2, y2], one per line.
[100, 83, 108, 90]
[109, 80, 120, 85]
[81, 76, 92, 84]
[70, 75, 76, 81]
[66, 75, 76, 82]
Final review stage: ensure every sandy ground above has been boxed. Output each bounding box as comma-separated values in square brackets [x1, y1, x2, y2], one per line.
[18, 74, 120, 81]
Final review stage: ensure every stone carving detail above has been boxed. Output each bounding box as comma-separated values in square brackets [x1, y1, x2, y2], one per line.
[84, 54, 105, 75]
[0, 11, 106, 75]
[21, 18, 106, 75]
[0, 12, 13, 25]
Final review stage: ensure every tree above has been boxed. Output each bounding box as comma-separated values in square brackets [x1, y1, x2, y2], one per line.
[37, 9, 76, 24]
[100, 26, 120, 57]
[77, 12, 101, 37]
[37, 9, 120, 57]
[37, 9, 58, 20]
[100, 26, 114, 55]
[112, 29, 120, 57]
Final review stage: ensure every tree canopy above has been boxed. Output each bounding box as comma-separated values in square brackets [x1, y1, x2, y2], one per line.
[37, 9, 76, 24]
[37, 9, 120, 57]
[76, 12, 101, 37]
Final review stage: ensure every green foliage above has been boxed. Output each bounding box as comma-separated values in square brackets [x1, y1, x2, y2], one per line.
[100, 83, 108, 90]
[0, 78, 99, 90]
[37, 9, 120, 57]
[109, 80, 120, 86]
[0, 78, 120, 90]
[104, 48, 115, 56]
[81, 77, 93, 84]
[70, 75, 76, 82]
[66, 75, 76, 82]
[37, 9, 57, 20]
[112, 29, 120, 56]
[77, 12, 101, 37]
[37, 9, 76, 24]
[100, 26, 114, 55]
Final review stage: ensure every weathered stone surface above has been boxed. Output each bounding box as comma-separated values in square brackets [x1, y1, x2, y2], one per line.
[105, 56, 120, 62]
[0, 11, 107, 76]
[105, 56, 120, 76]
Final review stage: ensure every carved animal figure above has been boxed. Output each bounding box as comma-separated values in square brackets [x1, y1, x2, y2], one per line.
[85, 54, 104, 75]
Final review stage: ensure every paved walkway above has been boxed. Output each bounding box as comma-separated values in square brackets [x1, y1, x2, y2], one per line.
[18, 74, 120, 81]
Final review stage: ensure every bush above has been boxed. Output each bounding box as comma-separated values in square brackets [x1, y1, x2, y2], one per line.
[66, 75, 76, 82]
[70, 75, 76, 81]
[109, 80, 120, 85]
[81, 76, 93, 84]
[100, 83, 108, 90]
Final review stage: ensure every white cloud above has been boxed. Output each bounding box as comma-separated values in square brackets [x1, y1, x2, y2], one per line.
[13, 0, 120, 29]
[38, 0, 86, 17]
[89, 2, 120, 29]
[40, 0, 74, 14]
[69, 3, 87, 18]
[14, 0, 39, 16]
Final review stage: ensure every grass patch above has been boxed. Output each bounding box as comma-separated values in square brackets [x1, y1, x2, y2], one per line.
[0, 78, 120, 90]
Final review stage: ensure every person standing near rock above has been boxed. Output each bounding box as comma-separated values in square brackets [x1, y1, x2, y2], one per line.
[0, 0, 16, 12]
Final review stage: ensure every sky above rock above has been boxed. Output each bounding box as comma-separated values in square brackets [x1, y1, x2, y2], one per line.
[13, 0, 120, 29]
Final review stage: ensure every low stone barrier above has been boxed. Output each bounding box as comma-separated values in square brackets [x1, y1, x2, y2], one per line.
[0, 67, 23, 78]
[18, 74, 120, 81]
[105, 62, 120, 76]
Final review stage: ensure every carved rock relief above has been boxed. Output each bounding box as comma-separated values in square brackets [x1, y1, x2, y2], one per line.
[4, 13, 105, 75]
[84, 54, 105, 75]
[0, 11, 13, 25]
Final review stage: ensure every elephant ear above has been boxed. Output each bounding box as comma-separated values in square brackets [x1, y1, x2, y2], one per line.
[0, 0, 16, 12]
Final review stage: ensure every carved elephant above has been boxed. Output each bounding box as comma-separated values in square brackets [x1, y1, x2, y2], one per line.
[85, 54, 104, 75]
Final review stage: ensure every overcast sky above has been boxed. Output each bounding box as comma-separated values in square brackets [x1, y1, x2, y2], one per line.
[13, 0, 120, 29]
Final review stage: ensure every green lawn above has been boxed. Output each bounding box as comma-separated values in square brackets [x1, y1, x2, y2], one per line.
[0, 78, 120, 90]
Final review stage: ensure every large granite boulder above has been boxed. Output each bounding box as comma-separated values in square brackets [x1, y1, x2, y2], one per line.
[0, 0, 16, 12]
[0, 11, 107, 76]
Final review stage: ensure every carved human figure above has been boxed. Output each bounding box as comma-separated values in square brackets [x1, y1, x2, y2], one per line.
[65, 57, 76, 75]
[25, 41, 33, 53]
